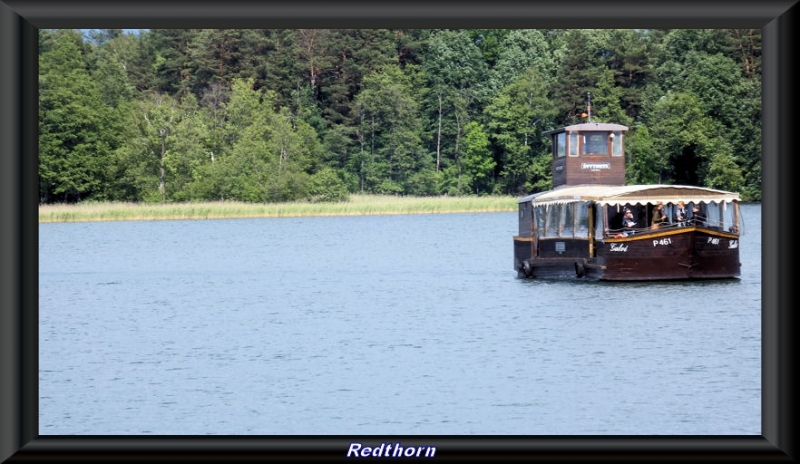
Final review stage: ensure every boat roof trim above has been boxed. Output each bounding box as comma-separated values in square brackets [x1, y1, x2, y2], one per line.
[518, 184, 741, 205]
[543, 123, 629, 135]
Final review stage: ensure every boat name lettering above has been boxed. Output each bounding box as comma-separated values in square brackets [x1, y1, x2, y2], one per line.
[653, 237, 672, 247]
[580, 162, 610, 171]
[729, 240, 738, 249]
[707, 237, 720, 245]
[609, 243, 628, 252]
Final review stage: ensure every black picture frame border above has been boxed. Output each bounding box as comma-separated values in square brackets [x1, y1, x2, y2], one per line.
[1, 1, 796, 461]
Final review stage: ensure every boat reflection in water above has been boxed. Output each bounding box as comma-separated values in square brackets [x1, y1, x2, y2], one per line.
[513, 116, 742, 281]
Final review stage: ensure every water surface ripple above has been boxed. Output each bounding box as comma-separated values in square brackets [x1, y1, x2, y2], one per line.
[39, 204, 761, 435]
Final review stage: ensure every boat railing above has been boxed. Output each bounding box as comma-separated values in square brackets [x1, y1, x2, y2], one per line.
[606, 218, 739, 238]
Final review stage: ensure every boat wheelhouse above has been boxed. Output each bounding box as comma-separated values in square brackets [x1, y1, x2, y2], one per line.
[513, 119, 742, 281]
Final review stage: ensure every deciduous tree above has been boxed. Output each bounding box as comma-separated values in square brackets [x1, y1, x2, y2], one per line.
[39, 29, 117, 203]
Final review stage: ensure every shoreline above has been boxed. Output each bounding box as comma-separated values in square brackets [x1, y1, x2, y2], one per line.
[38, 195, 519, 223]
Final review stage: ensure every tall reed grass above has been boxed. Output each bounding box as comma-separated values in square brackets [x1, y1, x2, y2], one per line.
[38, 194, 519, 223]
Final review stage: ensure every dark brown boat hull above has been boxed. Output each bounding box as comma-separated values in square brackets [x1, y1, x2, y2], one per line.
[514, 227, 740, 281]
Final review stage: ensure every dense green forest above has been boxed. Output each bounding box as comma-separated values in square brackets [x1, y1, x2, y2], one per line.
[38, 28, 762, 204]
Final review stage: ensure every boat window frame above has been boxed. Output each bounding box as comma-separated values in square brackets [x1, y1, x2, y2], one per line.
[581, 131, 610, 156]
[611, 131, 623, 156]
[561, 203, 575, 237]
[568, 132, 579, 157]
[518, 202, 533, 237]
[545, 204, 561, 237]
[575, 202, 590, 238]
[555, 132, 566, 158]
[595, 204, 606, 240]
[534, 202, 590, 239]
[704, 200, 740, 232]
[534, 204, 547, 239]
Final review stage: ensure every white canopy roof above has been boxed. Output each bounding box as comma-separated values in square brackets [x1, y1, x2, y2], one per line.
[518, 184, 741, 206]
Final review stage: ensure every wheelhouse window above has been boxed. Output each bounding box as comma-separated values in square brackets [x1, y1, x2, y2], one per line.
[569, 132, 579, 156]
[611, 131, 623, 156]
[556, 133, 566, 158]
[582, 132, 609, 155]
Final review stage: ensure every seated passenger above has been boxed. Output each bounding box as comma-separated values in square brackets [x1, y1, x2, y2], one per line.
[621, 209, 637, 236]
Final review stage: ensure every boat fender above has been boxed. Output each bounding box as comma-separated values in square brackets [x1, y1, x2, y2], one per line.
[522, 260, 533, 277]
[574, 261, 585, 278]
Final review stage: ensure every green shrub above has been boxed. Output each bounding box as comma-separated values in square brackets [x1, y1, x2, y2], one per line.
[306, 168, 350, 202]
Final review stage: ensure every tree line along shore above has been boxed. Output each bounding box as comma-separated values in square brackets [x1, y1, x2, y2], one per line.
[39, 28, 761, 208]
[38, 195, 519, 223]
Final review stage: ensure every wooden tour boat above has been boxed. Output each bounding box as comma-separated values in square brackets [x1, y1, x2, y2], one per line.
[513, 100, 742, 281]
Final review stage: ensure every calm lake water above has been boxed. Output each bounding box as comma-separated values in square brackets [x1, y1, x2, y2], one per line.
[39, 203, 761, 435]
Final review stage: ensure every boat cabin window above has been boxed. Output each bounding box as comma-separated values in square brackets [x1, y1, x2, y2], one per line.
[556, 133, 566, 158]
[561, 204, 575, 236]
[704, 201, 742, 233]
[582, 132, 609, 155]
[518, 202, 532, 237]
[595, 204, 606, 240]
[569, 132, 579, 156]
[546, 205, 560, 236]
[603, 204, 643, 236]
[535, 204, 546, 235]
[611, 131, 623, 156]
[597, 201, 742, 236]
[534, 203, 591, 239]
[576, 202, 590, 237]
